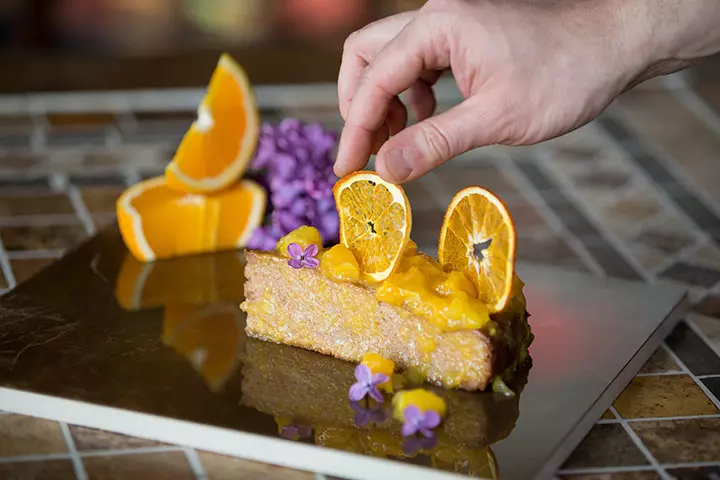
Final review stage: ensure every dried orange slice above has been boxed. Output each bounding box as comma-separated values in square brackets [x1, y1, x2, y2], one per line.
[163, 302, 244, 391]
[115, 251, 246, 311]
[117, 176, 265, 262]
[165, 53, 259, 193]
[333, 171, 411, 282]
[438, 187, 516, 313]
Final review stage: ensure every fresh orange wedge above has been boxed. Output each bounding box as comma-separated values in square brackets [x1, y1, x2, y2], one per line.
[333, 171, 411, 282]
[163, 302, 245, 392]
[438, 187, 516, 313]
[165, 54, 259, 193]
[117, 176, 265, 262]
[115, 251, 246, 311]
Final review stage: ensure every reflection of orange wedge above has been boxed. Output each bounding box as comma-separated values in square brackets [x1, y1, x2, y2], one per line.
[115, 251, 246, 311]
[163, 302, 245, 392]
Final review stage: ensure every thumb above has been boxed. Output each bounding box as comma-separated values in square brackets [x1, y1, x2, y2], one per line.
[375, 97, 500, 183]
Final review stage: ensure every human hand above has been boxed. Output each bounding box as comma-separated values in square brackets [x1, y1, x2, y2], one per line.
[334, 0, 719, 184]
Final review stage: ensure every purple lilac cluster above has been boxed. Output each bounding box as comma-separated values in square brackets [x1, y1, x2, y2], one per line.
[247, 119, 339, 250]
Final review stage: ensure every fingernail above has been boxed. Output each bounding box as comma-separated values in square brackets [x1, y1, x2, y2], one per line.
[386, 148, 413, 182]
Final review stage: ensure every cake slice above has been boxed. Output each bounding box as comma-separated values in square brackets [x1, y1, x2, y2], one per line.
[242, 250, 530, 391]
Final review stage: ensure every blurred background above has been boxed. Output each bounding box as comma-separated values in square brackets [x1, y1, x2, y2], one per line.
[0, 0, 428, 92]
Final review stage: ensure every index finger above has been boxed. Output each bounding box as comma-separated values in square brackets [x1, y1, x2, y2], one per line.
[335, 20, 440, 177]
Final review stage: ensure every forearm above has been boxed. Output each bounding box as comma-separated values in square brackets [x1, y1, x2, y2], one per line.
[620, 0, 720, 81]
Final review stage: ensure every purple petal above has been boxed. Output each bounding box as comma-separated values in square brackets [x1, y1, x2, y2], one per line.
[354, 364, 372, 383]
[303, 243, 319, 257]
[348, 382, 368, 402]
[422, 410, 442, 430]
[419, 428, 435, 438]
[367, 386, 384, 403]
[288, 258, 303, 269]
[354, 411, 371, 427]
[296, 425, 313, 437]
[403, 405, 422, 423]
[348, 401, 364, 414]
[303, 257, 320, 269]
[287, 243, 303, 259]
[280, 426, 298, 439]
[370, 373, 389, 386]
[401, 421, 418, 437]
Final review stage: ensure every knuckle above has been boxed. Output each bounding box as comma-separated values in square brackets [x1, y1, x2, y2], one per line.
[420, 119, 454, 160]
[343, 30, 361, 53]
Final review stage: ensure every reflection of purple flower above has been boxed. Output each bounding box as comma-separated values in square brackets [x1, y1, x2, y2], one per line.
[349, 364, 388, 403]
[287, 243, 319, 269]
[280, 424, 313, 440]
[401, 406, 442, 437]
[403, 433, 438, 455]
[350, 401, 388, 427]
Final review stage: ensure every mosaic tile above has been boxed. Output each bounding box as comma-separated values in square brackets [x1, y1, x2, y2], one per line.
[82, 451, 195, 480]
[403, 178, 441, 211]
[689, 315, 720, 355]
[92, 214, 117, 230]
[1, 224, 86, 251]
[0, 153, 42, 171]
[81, 186, 125, 214]
[631, 418, 720, 463]
[0, 414, 67, 456]
[616, 89, 720, 203]
[69, 174, 126, 187]
[666, 465, 720, 480]
[601, 188, 664, 237]
[695, 294, 720, 319]
[0, 193, 74, 217]
[668, 186, 720, 234]
[549, 201, 603, 240]
[638, 348, 681, 374]
[0, 460, 77, 480]
[631, 227, 697, 257]
[199, 452, 314, 480]
[46, 113, 117, 126]
[558, 472, 659, 480]
[626, 243, 668, 271]
[659, 262, 720, 288]
[11, 258, 59, 284]
[701, 377, 720, 401]
[572, 168, 634, 192]
[684, 241, 720, 270]
[601, 409, 616, 420]
[561, 424, 649, 469]
[70, 425, 164, 451]
[46, 127, 108, 147]
[581, 243, 642, 280]
[506, 200, 549, 232]
[516, 232, 589, 272]
[433, 163, 521, 198]
[613, 375, 718, 418]
[666, 321, 720, 375]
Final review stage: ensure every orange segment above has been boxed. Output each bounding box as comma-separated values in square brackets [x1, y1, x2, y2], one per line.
[163, 302, 245, 391]
[333, 172, 411, 282]
[115, 251, 246, 311]
[117, 176, 265, 262]
[165, 53, 259, 193]
[438, 187, 516, 313]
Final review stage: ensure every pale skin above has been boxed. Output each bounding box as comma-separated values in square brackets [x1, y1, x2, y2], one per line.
[334, 0, 720, 184]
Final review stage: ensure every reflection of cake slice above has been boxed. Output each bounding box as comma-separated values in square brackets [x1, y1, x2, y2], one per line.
[115, 251, 246, 310]
[240, 339, 527, 477]
[163, 302, 246, 392]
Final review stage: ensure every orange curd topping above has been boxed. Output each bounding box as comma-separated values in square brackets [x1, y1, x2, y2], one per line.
[274, 228, 525, 333]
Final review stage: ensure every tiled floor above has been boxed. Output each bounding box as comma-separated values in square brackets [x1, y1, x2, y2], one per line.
[0, 62, 720, 478]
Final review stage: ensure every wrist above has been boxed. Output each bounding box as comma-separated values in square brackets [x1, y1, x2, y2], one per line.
[613, 0, 720, 81]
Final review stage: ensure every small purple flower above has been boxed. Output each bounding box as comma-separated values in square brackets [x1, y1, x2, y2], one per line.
[348, 364, 388, 403]
[349, 401, 388, 427]
[280, 424, 313, 440]
[401, 406, 442, 438]
[287, 243, 319, 269]
[402, 433, 438, 455]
